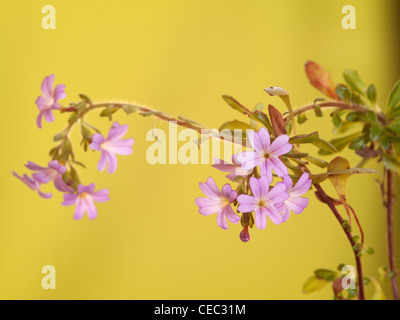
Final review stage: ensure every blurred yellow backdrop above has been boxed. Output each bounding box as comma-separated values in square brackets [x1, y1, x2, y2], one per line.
[0, 0, 398, 299]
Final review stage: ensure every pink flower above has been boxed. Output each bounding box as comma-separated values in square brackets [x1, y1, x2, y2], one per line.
[25, 160, 73, 192]
[62, 183, 109, 220]
[89, 122, 134, 174]
[278, 173, 312, 222]
[12, 172, 52, 199]
[195, 177, 240, 230]
[35, 75, 66, 128]
[236, 127, 292, 182]
[237, 175, 289, 229]
[212, 156, 253, 180]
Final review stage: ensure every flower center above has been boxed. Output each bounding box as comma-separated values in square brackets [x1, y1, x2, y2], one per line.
[257, 199, 266, 207]
[263, 152, 270, 160]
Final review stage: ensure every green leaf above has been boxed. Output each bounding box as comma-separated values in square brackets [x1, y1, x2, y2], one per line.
[366, 110, 378, 122]
[367, 84, 376, 104]
[297, 113, 308, 124]
[305, 156, 329, 168]
[219, 119, 255, 131]
[331, 110, 342, 128]
[100, 105, 119, 120]
[386, 80, 400, 113]
[79, 94, 92, 104]
[336, 84, 352, 102]
[312, 138, 338, 154]
[302, 276, 329, 294]
[343, 69, 367, 96]
[349, 136, 367, 150]
[289, 132, 319, 144]
[221, 95, 250, 115]
[387, 121, 400, 134]
[319, 133, 361, 155]
[382, 153, 400, 173]
[314, 269, 339, 282]
[253, 111, 274, 132]
[365, 246, 375, 255]
[53, 128, 68, 142]
[139, 111, 164, 117]
[369, 123, 381, 141]
[380, 135, 390, 150]
[346, 112, 365, 122]
[313, 98, 324, 117]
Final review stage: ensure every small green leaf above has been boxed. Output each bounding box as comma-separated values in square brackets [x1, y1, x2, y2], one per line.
[305, 156, 329, 168]
[297, 113, 308, 124]
[367, 84, 376, 105]
[386, 80, 400, 113]
[314, 269, 339, 282]
[365, 246, 375, 255]
[302, 276, 329, 294]
[369, 123, 381, 141]
[346, 112, 365, 122]
[253, 111, 274, 132]
[79, 94, 92, 104]
[382, 153, 400, 173]
[219, 119, 255, 131]
[313, 138, 338, 154]
[343, 69, 367, 96]
[366, 110, 378, 122]
[289, 132, 319, 144]
[53, 128, 68, 142]
[349, 136, 367, 150]
[336, 84, 352, 102]
[380, 135, 390, 150]
[332, 110, 342, 128]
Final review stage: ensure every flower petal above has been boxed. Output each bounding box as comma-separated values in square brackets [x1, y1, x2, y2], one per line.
[286, 196, 309, 214]
[255, 207, 267, 229]
[269, 135, 292, 156]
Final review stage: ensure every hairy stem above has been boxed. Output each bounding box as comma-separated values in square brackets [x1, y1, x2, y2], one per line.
[386, 170, 399, 300]
[285, 101, 385, 123]
[313, 183, 365, 300]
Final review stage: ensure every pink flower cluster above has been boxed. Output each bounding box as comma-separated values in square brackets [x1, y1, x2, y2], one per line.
[195, 127, 312, 241]
[13, 76, 135, 220]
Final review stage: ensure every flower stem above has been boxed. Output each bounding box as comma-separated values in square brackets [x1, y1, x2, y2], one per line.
[313, 183, 366, 300]
[286, 101, 385, 123]
[386, 169, 399, 300]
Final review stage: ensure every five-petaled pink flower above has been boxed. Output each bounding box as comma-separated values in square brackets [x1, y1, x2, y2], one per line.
[89, 121, 135, 174]
[236, 127, 292, 182]
[25, 160, 73, 192]
[278, 173, 312, 222]
[237, 175, 289, 229]
[195, 177, 240, 230]
[12, 172, 52, 199]
[212, 156, 253, 181]
[62, 183, 109, 220]
[35, 74, 66, 129]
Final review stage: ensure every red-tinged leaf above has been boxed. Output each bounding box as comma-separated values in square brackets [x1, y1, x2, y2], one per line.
[305, 61, 338, 100]
[268, 104, 287, 136]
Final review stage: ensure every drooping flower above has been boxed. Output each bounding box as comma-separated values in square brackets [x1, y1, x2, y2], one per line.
[12, 172, 52, 199]
[212, 155, 253, 180]
[195, 177, 240, 230]
[89, 121, 134, 174]
[62, 183, 109, 220]
[278, 173, 312, 222]
[35, 74, 66, 129]
[237, 175, 289, 229]
[236, 127, 292, 182]
[25, 160, 73, 192]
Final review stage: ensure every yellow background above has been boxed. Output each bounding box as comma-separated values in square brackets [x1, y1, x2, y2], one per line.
[0, 0, 398, 299]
